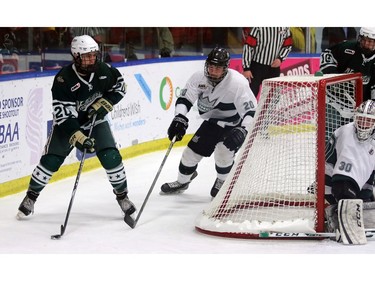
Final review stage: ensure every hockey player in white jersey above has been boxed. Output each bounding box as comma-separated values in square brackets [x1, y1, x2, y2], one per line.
[324, 100, 375, 241]
[325, 99, 375, 205]
[160, 47, 257, 197]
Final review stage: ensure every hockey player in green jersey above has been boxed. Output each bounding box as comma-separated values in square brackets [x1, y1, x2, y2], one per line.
[17, 35, 136, 221]
[320, 27, 375, 101]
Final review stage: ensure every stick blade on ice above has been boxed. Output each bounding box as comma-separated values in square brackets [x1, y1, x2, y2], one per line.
[124, 214, 136, 229]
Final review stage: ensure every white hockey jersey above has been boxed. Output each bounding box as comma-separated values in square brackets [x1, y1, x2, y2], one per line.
[325, 122, 375, 191]
[175, 69, 257, 128]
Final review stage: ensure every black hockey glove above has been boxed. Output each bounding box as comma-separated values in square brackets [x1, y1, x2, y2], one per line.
[223, 126, 248, 152]
[168, 114, 189, 141]
[89, 97, 113, 119]
[69, 130, 96, 153]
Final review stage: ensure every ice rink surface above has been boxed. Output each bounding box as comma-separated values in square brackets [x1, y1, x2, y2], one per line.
[1, 146, 374, 280]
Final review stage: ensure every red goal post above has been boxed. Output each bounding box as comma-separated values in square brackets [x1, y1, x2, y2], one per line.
[195, 73, 363, 239]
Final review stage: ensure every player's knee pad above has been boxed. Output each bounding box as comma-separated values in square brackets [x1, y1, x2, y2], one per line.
[40, 154, 65, 172]
[181, 147, 203, 168]
[214, 142, 235, 167]
[331, 179, 360, 201]
[97, 148, 122, 170]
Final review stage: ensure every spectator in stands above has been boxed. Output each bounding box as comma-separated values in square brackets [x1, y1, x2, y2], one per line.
[70, 27, 107, 46]
[56, 27, 71, 48]
[242, 27, 293, 98]
[0, 27, 22, 54]
[157, 27, 174, 57]
[320, 27, 375, 102]
[41, 28, 60, 50]
[321, 27, 357, 51]
[290, 27, 317, 53]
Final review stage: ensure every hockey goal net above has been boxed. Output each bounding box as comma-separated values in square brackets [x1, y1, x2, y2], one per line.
[195, 73, 363, 239]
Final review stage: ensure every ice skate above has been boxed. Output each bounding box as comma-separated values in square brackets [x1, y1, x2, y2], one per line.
[16, 190, 39, 220]
[210, 178, 225, 197]
[325, 204, 339, 233]
[115, 191, 136, 219]
[160, 171, 198, 195]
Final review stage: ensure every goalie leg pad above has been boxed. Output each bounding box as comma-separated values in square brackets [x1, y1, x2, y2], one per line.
[338, 199, 367, 245]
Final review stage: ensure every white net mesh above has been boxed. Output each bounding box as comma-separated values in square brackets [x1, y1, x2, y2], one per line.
[195, 73, 362, 238]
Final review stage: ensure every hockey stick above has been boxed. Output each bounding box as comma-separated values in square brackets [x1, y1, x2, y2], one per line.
[51, 114, 97, 240]
[124, 137, 177, 228]
[259, 229, 375, 239]
[326, 89, 356, 119]
[259, 200, 375, 242]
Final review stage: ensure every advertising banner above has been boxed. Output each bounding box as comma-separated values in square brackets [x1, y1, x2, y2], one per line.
[0, 59, 205, 185]
[0, 55, 321, 190]
[229, 56, 321, 76]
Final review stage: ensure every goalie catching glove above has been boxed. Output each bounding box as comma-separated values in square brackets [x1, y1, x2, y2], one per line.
[69, 130, 96, 153]
[89, 97, 113, 119]
[168, 114, 189, 141]
[223, 126, 247, 152]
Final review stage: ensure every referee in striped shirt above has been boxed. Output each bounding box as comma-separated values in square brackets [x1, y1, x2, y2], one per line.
[242, 27, 293, 98]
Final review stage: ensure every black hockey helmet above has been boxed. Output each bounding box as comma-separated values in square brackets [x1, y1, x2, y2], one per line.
[204, 47, 230, 85]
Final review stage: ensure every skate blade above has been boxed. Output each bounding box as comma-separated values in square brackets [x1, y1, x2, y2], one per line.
[159, 189, 187, 195]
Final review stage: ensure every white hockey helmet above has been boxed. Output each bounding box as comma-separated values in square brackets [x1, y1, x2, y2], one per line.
[359, 27, 375, 55]
[71, 35, 100, 74]
[359, 27, 375, 40]
[71, 35, 99, 57]
[354, 100, 375, 141]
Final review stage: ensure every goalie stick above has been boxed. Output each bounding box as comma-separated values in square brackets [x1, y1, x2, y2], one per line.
[124, 137, 177, 228]
[260, 199, 373, 244]
[51, 115, 97, 240]
[259, 229, 375, 239]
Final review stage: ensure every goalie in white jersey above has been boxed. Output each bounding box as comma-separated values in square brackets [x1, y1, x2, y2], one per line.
[325, 100, 375, 205]
[160, 47, 257, 197]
